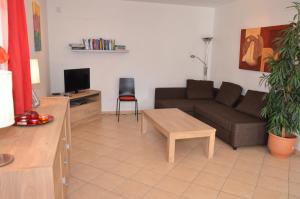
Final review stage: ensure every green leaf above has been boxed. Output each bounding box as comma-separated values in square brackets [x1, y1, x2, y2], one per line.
[260, 2, 300, 137]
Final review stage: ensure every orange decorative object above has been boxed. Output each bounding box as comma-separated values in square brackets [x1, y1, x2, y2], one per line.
[0, 47, 9, 64]
[15, 112, 54, 126]
[268, 132, 297, 158]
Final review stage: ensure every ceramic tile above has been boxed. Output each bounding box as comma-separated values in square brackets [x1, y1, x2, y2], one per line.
[70, 162, 104, 182]
[260, 165, 289, 180]
[110, 162, 141, 178]
[289, 182, 300, 197]
[71, 151, 101, 164]
[155, 176, 190, 195]
[183, 184, 219, 199]
[113, 179, 151, 199]
[222, 179, 255, 199]
[68, 115, 297, 199]
[228, 169, 258, 185]
[89, 172, 126, 191]
[217, 192, 244, 199]
[289, 195, 300, 199]
[168, 165, 200, 182]
[193, 172, 226, 190]
[67, 177, 86, 195]
[263, 154, 290, 170]
[252, 187, 288, 199]
[177, 158, 208, 171]
[130, 169, 164, 186]
[87, 156, 120, 171]
[68, 184, 123, 199]
[290, 158, 300, 173]
[290, 171, 300, 183]
[257, 176, 288, 193]
[234, 158, 262, 174]
[143, 188, 179, 199]
[203, 162, 232, 177]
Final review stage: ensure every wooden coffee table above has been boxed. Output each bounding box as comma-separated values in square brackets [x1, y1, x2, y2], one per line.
[141, 108, 216, 163]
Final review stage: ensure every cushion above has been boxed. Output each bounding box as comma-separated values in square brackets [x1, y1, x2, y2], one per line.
[194, 101, 263, 131]
[215, 82, 242, 106]
[186, 79, 214, 99]
[119, 96, 136, 101]
[155, 99, 211, 113]
[236, 90, 267, 118]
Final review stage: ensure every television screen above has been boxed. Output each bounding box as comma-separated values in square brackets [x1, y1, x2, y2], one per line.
[64, 68, 90, 93]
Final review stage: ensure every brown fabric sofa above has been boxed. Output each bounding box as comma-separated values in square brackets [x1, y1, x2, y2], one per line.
[155, 80, 267, 149]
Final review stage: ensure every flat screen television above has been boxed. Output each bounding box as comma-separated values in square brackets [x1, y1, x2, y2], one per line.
[64, 68, 90, 93]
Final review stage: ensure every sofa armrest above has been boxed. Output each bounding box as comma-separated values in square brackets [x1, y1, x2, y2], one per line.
[155, 88, 186, 100]
[232, 122, 267, 147]
[155, 88, 186, 109]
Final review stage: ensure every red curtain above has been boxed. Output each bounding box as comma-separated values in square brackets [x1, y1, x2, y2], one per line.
[7, 0, 32, 114]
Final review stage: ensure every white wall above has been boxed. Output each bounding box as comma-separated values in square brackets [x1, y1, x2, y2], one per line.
[46, 0, 215, 111]
[211, 0, 294, 90]
[25, 0, 50, 97]
[210, 0, 300, 150]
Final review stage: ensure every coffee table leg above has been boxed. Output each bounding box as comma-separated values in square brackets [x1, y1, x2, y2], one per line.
[207, 134, 215, 159]
[167, 137, 175, 163]
[141, 113, 148, 135]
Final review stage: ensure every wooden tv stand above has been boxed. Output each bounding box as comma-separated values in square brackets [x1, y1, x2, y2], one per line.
[68, 89, 101, 125]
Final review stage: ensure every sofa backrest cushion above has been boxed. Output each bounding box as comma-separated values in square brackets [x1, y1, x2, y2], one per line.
[186, 79, 214, 99]
[236, 90, 267, 118]
[155, 88, 186, 99]
[215, 82, 242, 107]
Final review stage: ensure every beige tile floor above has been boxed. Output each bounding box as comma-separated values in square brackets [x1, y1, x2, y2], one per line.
[68, 114, 300, 199]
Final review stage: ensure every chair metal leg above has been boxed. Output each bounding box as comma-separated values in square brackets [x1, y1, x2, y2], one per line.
[116, 98, 119, 116]
[118, 100, 121, 122]
[137, 102, 139, 122]
[134, 101, 137, 116]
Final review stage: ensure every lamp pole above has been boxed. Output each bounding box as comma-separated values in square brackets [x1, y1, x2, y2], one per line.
[190, 37, 213, 80]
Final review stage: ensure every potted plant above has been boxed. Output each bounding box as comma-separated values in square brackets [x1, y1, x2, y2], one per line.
[260, 2, 300, 158]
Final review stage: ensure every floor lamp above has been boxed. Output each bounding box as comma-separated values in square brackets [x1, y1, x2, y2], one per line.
[190, 37, 213, 80]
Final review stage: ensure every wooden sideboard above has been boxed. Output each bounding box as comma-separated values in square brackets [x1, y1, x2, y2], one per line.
[0, 97, 71, 199]
[69, 89, 101, 126]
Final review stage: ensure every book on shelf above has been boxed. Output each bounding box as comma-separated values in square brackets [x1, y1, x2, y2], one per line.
[70, 38, 126, 51]
[100, 38, 103, 50]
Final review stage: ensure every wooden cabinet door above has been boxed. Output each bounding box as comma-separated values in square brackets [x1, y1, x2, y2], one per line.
[53, 140, 64, 199]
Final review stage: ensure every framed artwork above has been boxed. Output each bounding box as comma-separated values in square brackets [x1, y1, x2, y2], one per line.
[239, 24, 289, 72]
[32, 0, 41, 51]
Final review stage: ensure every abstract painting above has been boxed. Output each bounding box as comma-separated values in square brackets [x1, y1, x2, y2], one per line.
[32, 0, 41, 51]
[239, 25, 289, 72]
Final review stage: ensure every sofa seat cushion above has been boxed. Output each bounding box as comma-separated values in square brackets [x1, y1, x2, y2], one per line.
[195, 101, 264, 131]
[156, 99, 211, 113]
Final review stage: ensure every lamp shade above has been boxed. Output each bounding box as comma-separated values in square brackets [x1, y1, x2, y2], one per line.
[0, 70, 14, 128]
[30, 59, 40, 84]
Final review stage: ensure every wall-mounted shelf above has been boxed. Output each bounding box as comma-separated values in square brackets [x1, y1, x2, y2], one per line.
[71, 49, 129, 53]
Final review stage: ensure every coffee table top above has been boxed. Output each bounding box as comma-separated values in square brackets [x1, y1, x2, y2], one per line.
[142, 108, 215, 134]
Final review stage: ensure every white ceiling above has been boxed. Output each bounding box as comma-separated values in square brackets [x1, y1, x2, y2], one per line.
[122, 0, 236, 7]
